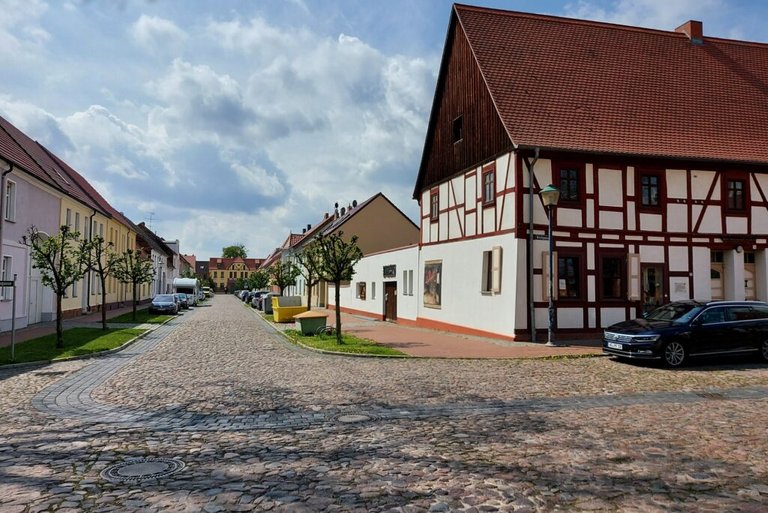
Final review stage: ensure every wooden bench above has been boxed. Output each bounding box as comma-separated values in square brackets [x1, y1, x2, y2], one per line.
[272, 296, 305, 323]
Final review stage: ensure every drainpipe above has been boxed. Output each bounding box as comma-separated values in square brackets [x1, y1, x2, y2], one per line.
[0, 160, 14, 286]
[86, 210, 96, 312]
[523, 148, 539, 342]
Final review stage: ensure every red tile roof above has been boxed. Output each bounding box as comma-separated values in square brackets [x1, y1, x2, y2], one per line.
[453, 4, 768, 164]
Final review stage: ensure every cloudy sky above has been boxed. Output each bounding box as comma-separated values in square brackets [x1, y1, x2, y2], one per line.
[2, 0, 766, 260]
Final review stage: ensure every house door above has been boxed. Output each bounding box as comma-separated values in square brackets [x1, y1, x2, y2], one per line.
[29, 276, 42, 324]
[384, 282, 397, 321]
[641, 264, 665, 313]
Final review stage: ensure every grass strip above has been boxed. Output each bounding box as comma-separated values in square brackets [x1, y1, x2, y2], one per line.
[0, 327, 145, 365]
[107, 310, 174, 324]
[282, 329, 406, 356]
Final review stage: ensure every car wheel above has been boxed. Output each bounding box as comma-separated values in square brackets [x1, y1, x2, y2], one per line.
[663, 341, 686, 367]
[760, 339, 768, 363]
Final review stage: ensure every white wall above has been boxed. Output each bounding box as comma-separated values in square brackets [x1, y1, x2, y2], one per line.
[328, 246, 419, 320]
[418, 233, 518, 335]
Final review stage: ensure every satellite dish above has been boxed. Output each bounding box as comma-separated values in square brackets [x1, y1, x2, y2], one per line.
[36, 231, 50, 242]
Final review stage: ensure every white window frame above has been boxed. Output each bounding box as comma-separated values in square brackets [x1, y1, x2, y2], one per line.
[4, 180, 16, 222]
[1, 256, 12, 300]
[371, 282, 376, 300]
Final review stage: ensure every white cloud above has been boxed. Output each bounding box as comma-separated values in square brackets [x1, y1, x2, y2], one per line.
[564, 0, 724, 29]
[130, 14, 188, 53]
[0, 0, 50, 60]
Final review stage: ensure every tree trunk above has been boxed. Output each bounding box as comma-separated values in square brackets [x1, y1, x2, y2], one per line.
[55, 294, 64, 349]
[334, 279, 342, 344]
[101, 277, 108, 330]
[132, 282, 138, 321]
[306, 280, 313, 311]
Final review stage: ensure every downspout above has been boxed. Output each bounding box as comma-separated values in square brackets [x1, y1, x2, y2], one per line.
[86, 210, 96, 312]
[523, 149, 539, 342]
[0, 161, 14, 285]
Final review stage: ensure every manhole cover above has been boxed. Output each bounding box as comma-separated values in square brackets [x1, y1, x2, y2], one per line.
[101, 457, 185, 483]
[333, 413, 379, 424]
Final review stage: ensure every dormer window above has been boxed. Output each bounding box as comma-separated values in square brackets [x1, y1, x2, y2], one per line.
[452, 116, 463, 143]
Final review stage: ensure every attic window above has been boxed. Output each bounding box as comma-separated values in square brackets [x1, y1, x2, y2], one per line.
[452, 116, 463, 143]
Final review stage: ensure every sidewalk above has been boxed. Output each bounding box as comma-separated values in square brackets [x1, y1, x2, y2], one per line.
[0, 304, 148, 348]
[275, 307, 604, 359]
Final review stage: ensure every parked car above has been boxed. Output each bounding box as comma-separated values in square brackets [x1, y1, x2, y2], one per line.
[175, 293, 190, 309]
[186, 292, 198, 307]
[250, 291, 266, 308]
[150, 294, 179, 315]
[603, 300, 768, 367]
[202, 287, 213, 298]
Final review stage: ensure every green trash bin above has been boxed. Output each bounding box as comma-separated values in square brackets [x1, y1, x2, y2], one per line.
[293, 310, 329, 335]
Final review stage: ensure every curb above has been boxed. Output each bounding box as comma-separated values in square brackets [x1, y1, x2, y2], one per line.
[0, 316, 176, 370]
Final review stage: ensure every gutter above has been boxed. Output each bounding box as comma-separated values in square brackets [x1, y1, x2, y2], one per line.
[523, 149, 539, 342]
[0, 160, 14, 284]
[86, 209, 96, 312]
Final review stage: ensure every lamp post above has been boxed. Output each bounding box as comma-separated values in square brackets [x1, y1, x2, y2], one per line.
[539, 184, 566, 347]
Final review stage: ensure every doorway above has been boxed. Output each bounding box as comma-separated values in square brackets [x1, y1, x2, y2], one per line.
[641, 264, 665, 313]
[384, 282, 397, 321]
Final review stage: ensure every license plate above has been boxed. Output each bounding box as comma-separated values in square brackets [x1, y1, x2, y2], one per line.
[607, 342, 623, 350]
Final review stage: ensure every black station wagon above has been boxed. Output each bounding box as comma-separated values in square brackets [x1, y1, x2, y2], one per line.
[603, 300, 768, 367]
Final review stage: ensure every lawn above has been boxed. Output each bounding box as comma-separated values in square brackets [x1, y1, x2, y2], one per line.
[282, 329, 406, 356]
[0, 327, 146, 365]
[107, 310, 174, 324]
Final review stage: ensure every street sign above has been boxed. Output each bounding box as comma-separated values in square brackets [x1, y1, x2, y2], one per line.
[0, 280, 14, 287]
[533, 234, 548, 241]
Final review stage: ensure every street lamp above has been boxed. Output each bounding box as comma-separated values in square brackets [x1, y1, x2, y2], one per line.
[539, 184, 566, 347]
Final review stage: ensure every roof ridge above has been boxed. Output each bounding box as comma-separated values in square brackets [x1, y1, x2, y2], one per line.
[454, 3, 768, 46]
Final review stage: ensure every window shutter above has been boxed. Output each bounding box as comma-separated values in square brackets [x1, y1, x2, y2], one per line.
[628, 253, 641, 301]
[492, 246, 502, 293]
[542, 251, 558, 300]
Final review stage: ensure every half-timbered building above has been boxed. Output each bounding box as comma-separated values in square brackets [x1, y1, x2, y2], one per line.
[412, 5, 768, 340]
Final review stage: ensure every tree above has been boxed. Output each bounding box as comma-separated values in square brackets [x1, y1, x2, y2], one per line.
[84, 235, 122, 330]
[234, 277, 246, 291]
[248, 269, 270, 291]
[222, 244, 247, 258]
[22, 225, 88, 349]
[314, 231, 363, 344]
[113, 248, 155, 321]
[294, 242, 323, 311]
[268, 260, 300, 295]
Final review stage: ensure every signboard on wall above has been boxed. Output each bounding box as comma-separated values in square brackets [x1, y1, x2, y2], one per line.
[383, 265, 396, 278]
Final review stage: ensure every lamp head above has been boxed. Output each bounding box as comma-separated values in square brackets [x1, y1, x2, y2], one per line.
[539, 184, 560, 207]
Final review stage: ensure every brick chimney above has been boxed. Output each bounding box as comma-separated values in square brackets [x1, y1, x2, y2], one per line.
[675, 20, 703, 44]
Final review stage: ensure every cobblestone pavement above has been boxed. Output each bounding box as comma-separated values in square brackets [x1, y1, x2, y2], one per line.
[1, 296, 768, 512]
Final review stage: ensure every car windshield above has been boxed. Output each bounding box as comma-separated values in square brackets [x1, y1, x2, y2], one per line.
[176, 294, 186, 299]
[645, 303, 702, 323]
[155, 295, 174, 302]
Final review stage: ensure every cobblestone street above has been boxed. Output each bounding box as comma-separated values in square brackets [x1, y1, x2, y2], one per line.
[1, 295, 768, 512]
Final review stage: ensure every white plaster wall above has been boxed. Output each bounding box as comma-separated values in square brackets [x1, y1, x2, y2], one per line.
[752, 206, 768, 233]
[756, 250, 768, 301]
[724, 249, 745, 300]
[692, 247, 711, 300]
[500, 192, 515, 231]
[558, 207, 582, 228]
[598, 168, 623, 207]
[601, 308, 627, 328]
[558, 308, 583, 329]
[599, 210, 623, 230]
[639, 213, 662, 232]
[666, 170, 687, 198]
[699, 207, 722, 234]
[418, 234, 518, 335]
[668, 246, 689, 272]
[639, 245, 665, 263]
[725, 216, 748, 234]
[327, 246, 419, 321]
[482, 207, 495, 234]
[690, 171, 715, 199]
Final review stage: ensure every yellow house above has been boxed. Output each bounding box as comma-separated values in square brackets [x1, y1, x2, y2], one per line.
[208, 257, 264, 292]
[44, 149, 144, 317]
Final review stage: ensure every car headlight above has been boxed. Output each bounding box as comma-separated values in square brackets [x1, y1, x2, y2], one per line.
[633, 335, 660, 343]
